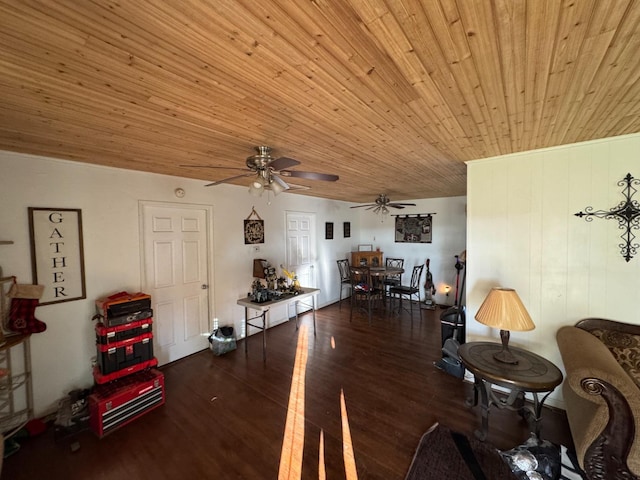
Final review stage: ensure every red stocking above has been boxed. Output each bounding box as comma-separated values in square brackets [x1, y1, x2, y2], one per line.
[9, 297, 47, 334]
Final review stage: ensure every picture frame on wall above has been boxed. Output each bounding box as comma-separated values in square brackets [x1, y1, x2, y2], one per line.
[28, 207, 86, 305]
[325, 222, 334, 240]
[343, 222, 351, 238]
[394, 214, 433, 243]
[244, 219, 265, 244]
[244, 207, 265, 244]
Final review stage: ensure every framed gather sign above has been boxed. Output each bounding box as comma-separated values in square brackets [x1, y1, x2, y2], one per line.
[28, 207, 86, 305]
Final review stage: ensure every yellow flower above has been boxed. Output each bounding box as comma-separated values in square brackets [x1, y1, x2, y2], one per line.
[280, 265, 296, 281]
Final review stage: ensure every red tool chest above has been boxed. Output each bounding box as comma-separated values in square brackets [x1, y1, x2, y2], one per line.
[95, 319, 153, 345]
[91, 291, 162, 436]
[89, 368, 165, 438]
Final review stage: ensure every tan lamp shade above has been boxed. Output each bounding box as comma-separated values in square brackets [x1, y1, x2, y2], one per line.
[474, 287, 535, 332]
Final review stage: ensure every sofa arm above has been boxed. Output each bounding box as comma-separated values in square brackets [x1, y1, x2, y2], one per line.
[580, 377, 636, 480]
[557, 326, 640, 479]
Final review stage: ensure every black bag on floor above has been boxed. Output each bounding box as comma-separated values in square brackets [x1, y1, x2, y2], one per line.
[208, 326, 237, 356]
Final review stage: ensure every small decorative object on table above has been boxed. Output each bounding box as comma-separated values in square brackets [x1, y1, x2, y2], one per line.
[249, 279, 279, 303]
[248, 262, 302, 303]
[280, 266, 301, 293]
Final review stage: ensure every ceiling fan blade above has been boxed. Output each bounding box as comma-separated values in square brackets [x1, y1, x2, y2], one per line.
[283, 182, 310, 191]
[180, 164, 247, 172]
[269, 157, 300, 171]
[205, 172, 255, 186]
[389, 202, 417, 207]
[350, 204, 377, 209]
[389, 205, 406, 209]
[280, 170, 339, 181]
[271, 173, 290, 191]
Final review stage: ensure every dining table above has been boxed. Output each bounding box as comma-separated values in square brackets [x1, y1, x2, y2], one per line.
[369, 266, 404, 308]
[369, 266, 404, 278]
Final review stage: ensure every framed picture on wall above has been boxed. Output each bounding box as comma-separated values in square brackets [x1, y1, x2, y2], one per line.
[244, 219, 265, 244]
[343, 222, 351, 238]
[394, 214, 433, 243]
[28, 207, 87, 305]
[325, 222, 334, 240]
[244, 207, 265, 244]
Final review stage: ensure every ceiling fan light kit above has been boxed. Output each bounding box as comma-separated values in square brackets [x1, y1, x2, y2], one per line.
[249, 177, 265, 196]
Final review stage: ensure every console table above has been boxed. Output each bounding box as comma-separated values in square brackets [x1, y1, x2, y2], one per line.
[458, 341, 563, 441]
[237, 287, 319, 360]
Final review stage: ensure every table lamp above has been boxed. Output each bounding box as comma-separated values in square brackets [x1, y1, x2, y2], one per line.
[474, 287, 535, 364]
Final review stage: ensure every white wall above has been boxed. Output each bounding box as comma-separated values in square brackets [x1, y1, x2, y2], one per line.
[466, 132, 640, 408]
[0, 150, 468, 416]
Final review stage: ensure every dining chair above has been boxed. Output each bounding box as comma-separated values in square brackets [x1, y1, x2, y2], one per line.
[383, 257, 404, 297]
[389, 264, 424, 317]
[336, 259, 351, 309]
[349, 265, 383, 325]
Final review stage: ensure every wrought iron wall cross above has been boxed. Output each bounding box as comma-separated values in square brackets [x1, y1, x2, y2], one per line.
[575, 173, 640, 262]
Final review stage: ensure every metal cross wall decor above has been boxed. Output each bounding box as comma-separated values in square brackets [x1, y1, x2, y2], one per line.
[574, 173, 640, 262]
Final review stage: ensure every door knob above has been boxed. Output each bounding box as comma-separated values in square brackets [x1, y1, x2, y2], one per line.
[201, 284, 208, 289]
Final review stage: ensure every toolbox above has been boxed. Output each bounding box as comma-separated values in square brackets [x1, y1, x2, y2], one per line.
[96, 333, 154, 376]
[103, 308, 153, 328]
[89, 368, 165, 437]
[92, 359, 158, 385]
[95, 291, 152, 326]
[95, 319, 153, 345]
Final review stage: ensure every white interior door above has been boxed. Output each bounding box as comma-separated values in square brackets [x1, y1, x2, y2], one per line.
[285, 211, 317, 291]
[141, 202, 212, 365]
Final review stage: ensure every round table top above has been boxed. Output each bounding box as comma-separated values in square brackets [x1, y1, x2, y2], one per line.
[457, 341, 563, 391]
[369, 266, 404, 276]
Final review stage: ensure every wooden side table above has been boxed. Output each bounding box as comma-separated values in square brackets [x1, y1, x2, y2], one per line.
[458, 342, 563, 441]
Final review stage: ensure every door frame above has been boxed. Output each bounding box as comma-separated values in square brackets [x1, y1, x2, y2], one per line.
[138, 201, 215, 336]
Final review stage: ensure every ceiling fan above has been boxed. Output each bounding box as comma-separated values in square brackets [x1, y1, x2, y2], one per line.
[181, 146, 339, 197]
[350, 194, 416, 215]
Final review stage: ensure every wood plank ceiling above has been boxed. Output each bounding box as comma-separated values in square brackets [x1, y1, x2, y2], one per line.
[0, 1, 639, 203]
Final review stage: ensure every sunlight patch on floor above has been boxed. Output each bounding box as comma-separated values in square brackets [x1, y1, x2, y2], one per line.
[278, 324, 309, 480]
[278, 326, 358, 479]
[341, 388, 358, 479]
[318, 429, 326, 480]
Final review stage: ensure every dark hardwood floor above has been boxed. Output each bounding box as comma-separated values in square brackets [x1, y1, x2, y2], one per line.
[2, 301, 573, 479]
